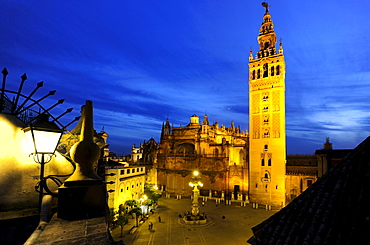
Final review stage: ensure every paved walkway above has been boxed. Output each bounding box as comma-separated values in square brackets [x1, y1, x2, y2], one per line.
[110, 197, 276, 245]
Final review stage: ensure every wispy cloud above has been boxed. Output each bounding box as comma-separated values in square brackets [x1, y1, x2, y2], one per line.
[2, 0, 370, 154]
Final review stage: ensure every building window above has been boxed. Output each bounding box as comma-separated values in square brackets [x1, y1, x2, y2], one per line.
[261, 159, 265, 166]
[137, 168, 139, 172]
[132, 169, 135, 173]
[252, 70, 256, 80]
[136, 183, 138, 186]
[126, 187, 129, 190]
[271, 66, 275, 76]
[263, 63, 268, 77]
[132, 185, 134, 189]
[268, 159, 272, 166]
[264, 145, 268, 151]
[127, 169, 130, 174]
[255, 183, 258, 188]
[257, 69, 261, 79]
[141, 168, 143, 171]
[276, 65, 280, 75]
[120, 170, 125, 175]
[307, 179, 313, 187]
[120, 189, 123, 192]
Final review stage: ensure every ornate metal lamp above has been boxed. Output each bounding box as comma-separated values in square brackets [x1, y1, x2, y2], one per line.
[23, 113, 64, 211]
[189, 170, 203, 216]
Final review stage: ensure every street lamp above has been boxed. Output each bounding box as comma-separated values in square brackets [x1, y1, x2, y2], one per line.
[23, 113, 64, 211]
[189, 170, 203, 216]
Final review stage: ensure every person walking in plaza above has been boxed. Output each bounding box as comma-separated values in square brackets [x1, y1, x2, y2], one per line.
[148, 221, 153, 230]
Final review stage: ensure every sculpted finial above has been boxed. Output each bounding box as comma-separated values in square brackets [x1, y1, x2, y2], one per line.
[65, 100, 102, 184]
[262, 2, 270, 13]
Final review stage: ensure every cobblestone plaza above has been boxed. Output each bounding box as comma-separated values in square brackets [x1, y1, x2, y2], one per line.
[111, 197, 276, 245]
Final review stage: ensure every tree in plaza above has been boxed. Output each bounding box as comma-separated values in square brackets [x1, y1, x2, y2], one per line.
[143, 199, 155, 214]
[129, 207, 143, 227]
[109, 208, 117, 229]
[144, 184, 161, 203]
[125, 199, 138, 211]
[116, 213, 129, 238]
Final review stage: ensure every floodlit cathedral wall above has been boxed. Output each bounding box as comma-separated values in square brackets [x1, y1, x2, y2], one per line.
[157, 115, 249, 199]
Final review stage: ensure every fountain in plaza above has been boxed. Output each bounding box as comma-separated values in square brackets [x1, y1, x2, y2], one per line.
[183, 170, 207, 225]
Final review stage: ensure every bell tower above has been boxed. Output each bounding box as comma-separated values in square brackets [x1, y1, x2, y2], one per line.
[248, 2, 286, 208]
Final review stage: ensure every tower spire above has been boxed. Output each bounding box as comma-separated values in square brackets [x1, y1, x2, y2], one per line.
[262, 2, 270, 13]
[257, 4, 276, 56]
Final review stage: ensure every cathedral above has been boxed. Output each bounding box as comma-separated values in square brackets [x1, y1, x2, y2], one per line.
[157, 115, 249, 199]
[156, 5, 287, 208]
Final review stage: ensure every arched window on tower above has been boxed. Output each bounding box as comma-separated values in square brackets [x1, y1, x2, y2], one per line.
[252, 70, 256, 80]
[276, 65, 280, 75]
[268, 158, 272, 166]
[257, 69, 261, 79]
[261, 159, 265, 166]
[263, 63, 268, 77]
[264, 42, 269, 49]
[271, 66, 275, 76]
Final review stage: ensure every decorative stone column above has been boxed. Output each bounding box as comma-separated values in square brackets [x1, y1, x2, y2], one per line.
[58, 101, 106, 220]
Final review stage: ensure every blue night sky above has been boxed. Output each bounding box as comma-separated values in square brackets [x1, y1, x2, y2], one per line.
[1, 1, 370, 155]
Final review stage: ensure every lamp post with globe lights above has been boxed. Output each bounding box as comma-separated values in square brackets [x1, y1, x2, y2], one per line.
[189, 170, 203, 216]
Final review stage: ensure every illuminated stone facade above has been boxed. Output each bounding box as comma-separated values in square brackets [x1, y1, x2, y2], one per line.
[128, 138, 158, 186]
[131, 144, 143, 163]
[105, 165, 146, 212]
[157, 114, 249, 199]
[248, 7, 286, 207]
[285, 155, 318, 203]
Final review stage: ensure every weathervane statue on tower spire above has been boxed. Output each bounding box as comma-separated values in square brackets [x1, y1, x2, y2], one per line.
[262, 2, 270, 13]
